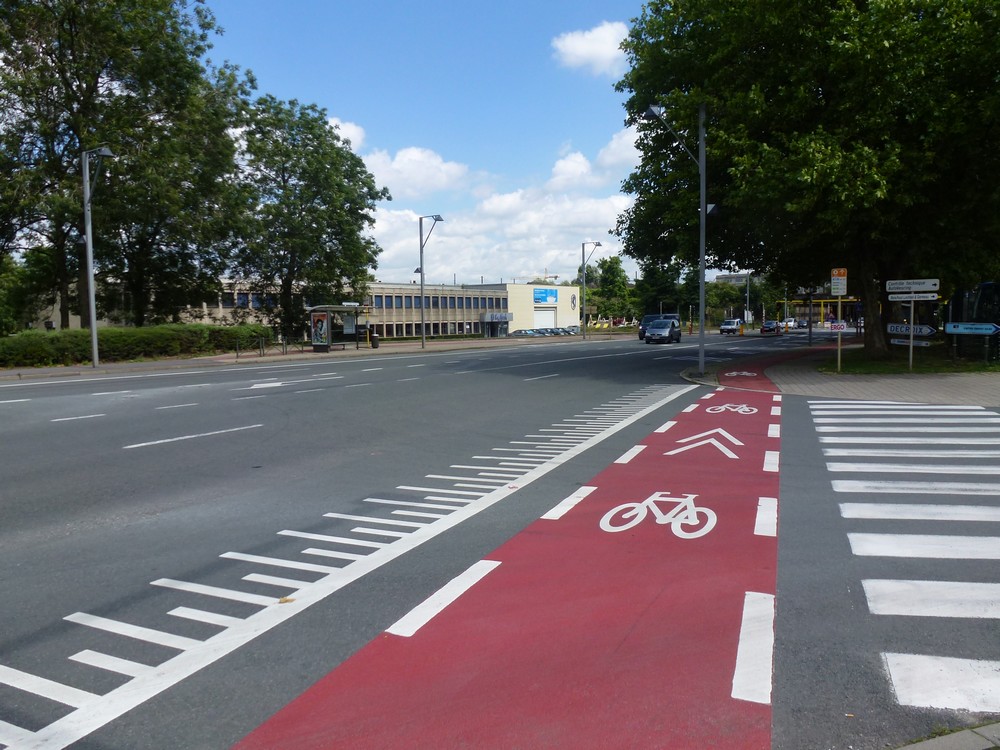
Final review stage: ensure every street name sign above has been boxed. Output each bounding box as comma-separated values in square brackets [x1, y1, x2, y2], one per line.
[886, 278, 939, 293]
[891, 338, 931, 347]
[945, 322, 1000, 335]
[888, 292, 939, 301]
[887, 323, 936, 336]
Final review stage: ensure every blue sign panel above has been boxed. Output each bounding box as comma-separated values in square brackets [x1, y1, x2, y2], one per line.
[534, 288, 558, 304]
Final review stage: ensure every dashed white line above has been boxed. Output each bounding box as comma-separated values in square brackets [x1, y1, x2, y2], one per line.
[731, 591, 775, 704]
[51, 414, 105, 422]
[387, 560, 501, 637]
[123, 424, 262, 449]
[542, 486, 598, 520]
[615, 445, 647, 464]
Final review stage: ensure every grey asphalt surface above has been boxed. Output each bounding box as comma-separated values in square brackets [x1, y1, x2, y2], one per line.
[3, 334, 998, 749]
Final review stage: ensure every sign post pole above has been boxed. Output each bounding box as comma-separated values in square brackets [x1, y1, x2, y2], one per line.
[887, 280, 940, 371]
[831, 268, 847, 372]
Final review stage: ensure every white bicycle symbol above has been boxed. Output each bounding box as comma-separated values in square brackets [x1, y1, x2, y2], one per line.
[600, 492, 717, 538]
[723, 371, 757, 377]
[706, 403, 758, 414]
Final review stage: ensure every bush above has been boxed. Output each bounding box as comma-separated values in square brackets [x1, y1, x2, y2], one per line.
[0, 323, 275, 368]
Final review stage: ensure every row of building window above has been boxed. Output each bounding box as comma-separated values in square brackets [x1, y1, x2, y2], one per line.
[372, 321, 507, 338]
[372, 294, 507, 310]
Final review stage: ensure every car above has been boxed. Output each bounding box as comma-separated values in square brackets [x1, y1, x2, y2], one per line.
[644, 318, 681, 344]
[760, 320, 782, 335]
[796, 319, 808, 329]
[639, 313, 680, 340]
[509, 329, 542, 337]
[720, 318, 743, 335]
[782, 318, 797, 330]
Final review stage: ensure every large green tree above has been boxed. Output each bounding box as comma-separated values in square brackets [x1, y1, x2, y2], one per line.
[231, 96, 390, 338]
[616, 0, 1000, 356]
[0, 0, 245, 327]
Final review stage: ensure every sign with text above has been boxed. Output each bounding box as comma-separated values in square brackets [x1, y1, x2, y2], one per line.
[831, 268, 847, 296]
[888, 292, 939, 301]
[945, 322, 1000, 335]
[533, 288, 558, 304]
[886, 278, 939, 293]
[887, 323, 936, 336]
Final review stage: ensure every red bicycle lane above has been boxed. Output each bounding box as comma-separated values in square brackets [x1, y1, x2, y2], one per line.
[235, 383, 783, 750]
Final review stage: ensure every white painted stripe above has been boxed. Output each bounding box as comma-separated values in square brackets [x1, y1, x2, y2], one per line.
[365, 498, 465, 511]
[167, 607, 244, 628]
[615, 445, 647, 464]
[64, 613, 201, 650]
[155, 403, 198, 410]
[221, 551, 340, 573]
[772, 395, 782, 402]
[863, 579, 1000, 618]
[92, 390, 132, 396]
[0, 718, 40, 747]
[302, 547, 365, 561]
[277, 530, 386, 548]
[848, 534, 1000, 559]
[396, 485, 484, 496]
[0, 664, 98, 708]
[151, 579, 277, 606]
[322, 513, 423, 528]
[763, 451, 779, 472]
[242, 574, 312, 590]
[351, 527, 410, 538]
[524, 373, 559, 381]
[0, 398, 31, 404]
[812, 410, 988, 416]
[770, 406, 781, 416]
[825, 448, 1000, 458]
[828, 462, 1000, 475]
[391, 510, 447, 519]
[655, 420, 677, 433]
[817, 426, 1000, 433]
[833, 480, 1000, 495]
[542, 486, 598, 520]
[423, 496, 473, 504]
[682, 403, 699, 412]
[731, 592, 775, 704]
[884, 653, 1000, 712]
[69, 650, 149, 678]
[361, 367, 382, 372]
[426, 474, 506, 483]
[815, 417, 1000, 424]
[840, 503, 1000, 522]
[345, 382, 372, 388]
[294, 388, 324, 394]
[754, 497, 778, 537]
[123, 424, 262, 449]
[821, 436, 1000, 444]
[768, 423, 780, 439]
[387, 560, 501, 637]
[51, 414, 105, 422]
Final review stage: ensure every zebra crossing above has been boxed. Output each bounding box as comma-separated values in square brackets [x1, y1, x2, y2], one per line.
[809, 399, 1000, 713]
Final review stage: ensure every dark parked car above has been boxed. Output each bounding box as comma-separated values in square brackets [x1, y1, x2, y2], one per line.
[760, 320, 782, 335]
[645, 318, 681, 344]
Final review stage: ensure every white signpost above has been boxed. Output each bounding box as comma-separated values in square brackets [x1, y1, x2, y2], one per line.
[886, 278, 939, 370]
[832, 268, 847, 371]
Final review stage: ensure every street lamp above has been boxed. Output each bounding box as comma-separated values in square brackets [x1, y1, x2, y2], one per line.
[418, 214, 443, 349]
[82, 145, 115, 368]
[645, 103, 707, 376]
[581, 241, 601, 340]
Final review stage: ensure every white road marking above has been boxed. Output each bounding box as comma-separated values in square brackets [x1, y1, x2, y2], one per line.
[387, 560, 501, 637]
[542, 486, 597, 520]
[821, 436, 1000, 444]
[817, 426, 1000, 433]
[92, 390, 132, 396]
[763, 451, 780, 472]
[833, 480, 1000, 495]
[840, 503, 1000, 522]
[825, 448, 1000, 458]
[731, 591, 775, 704]
[0, 663, 97, 708]
[277, 530, 386, 548]
[863, 580, 1000, 619]
[615, 445, 647, 464]
[828, 462, 1000, 475]
[754, 497, 778, 537]
[123, 424, 262, 449]
[155, 403, 198, 410]
[883, 653, 1000, 712]
[64, 613, 201, 651]
[0, 398, 31, 404]
[815, 417, 1000, 424]
[51, 414, 105, 422]
[151, 579, 276, 606]
[848, 534, 1000, 559]
[768, 423, 780, 438]
[69, 651, 149, 678]
[524, 373, 559, 381]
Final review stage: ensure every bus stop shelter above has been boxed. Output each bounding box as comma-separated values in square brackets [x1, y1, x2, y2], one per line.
[306, 304, 374, 352]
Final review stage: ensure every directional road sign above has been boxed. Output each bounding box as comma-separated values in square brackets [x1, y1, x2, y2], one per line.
[891, 338, 931, 347]
[831, 268, 847, 296]
[887, 323, 936, 336]
[886, 278, 939, 293]
[888, 292, 939, 301]
[945, 322, 1000, 335]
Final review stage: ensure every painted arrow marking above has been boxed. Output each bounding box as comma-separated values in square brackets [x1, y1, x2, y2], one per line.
[665, 428, 745, 459]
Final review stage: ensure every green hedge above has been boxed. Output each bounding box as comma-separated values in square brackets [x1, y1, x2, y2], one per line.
[0, 324, 273, 368]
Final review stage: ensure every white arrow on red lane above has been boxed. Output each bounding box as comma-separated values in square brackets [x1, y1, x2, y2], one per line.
[665, 428, 745, 459]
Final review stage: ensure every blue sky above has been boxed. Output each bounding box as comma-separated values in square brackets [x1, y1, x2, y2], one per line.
[204, 0, 647, 285]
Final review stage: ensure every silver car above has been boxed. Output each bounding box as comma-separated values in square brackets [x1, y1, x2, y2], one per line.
[644, 318, 681, 344]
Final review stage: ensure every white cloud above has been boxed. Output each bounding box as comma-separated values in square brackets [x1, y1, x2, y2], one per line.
[364, 146, 469, 200]
[552, 21, 629, 78]
[596, 126, 641, 172]
[546, 151, 601, 192]
[328, 117, 366, 151]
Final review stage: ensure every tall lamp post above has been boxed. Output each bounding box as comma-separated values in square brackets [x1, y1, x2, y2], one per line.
[580, 241, 601, 340]
[82, 145, 115, 368]
[646, 103, 707, 376]
[417, 214, 444, 349]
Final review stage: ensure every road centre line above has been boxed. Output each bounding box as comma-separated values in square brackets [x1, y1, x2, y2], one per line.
[51, 414, 105, 422]
[123, 424, 262, 449]
[524, 373, 559, 381]
[848, 534, 1000, 559]
[155, 403, 198, 410]
[387, 560, 502, 638]
[92, 390, 132, 396]
[0, 398, 30, 404]
[863, 580, 1000, 618]
[840, 503, 1000, 522]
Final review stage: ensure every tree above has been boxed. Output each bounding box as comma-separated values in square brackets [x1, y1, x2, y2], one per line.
[232, 96, 390, 338]
[593, 256, 635, 320]
[0, 0, 246, 327]
[616, 1, 1000, 357]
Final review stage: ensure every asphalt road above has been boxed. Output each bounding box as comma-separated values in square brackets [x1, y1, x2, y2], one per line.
[1, 331, 997, 749]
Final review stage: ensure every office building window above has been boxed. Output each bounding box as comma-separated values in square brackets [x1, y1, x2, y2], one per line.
[374, 295, 383, 308]
[449, 296, 456, 309]
[395, 295, 403, 308]
[404, 296, 413, 309]
[385, 295, 394, 309]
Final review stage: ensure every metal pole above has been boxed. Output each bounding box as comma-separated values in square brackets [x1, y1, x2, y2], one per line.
[581, 242, 586, 340]
[82, 150, 100, 367]
[419, 216, 426, 349]
[697, 102, 707, 376]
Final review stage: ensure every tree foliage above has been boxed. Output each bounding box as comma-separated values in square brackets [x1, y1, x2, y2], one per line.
[616, 0, 1000, 355]
[231, 96, 390, 338]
